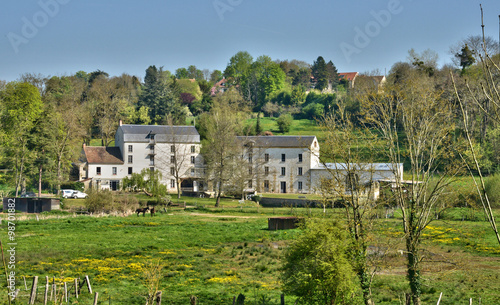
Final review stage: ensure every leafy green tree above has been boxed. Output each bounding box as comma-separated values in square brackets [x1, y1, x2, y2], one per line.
[281, 218, 360, 305]
[326, 60, 339, 87]
[210, 70, 223, 83]
[175, 67, 189, 79]
[290, 85, 306, 106]
[255, 112, 262, 135]
[122, 169, 168, 204]
[224, 51, 253, 87]
[0, 82, 43, 196]
[276, 113, 293, 133]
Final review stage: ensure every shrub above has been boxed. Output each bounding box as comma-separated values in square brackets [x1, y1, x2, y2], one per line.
[485, 174, 500, 208]
[85, 189, 114, 213]
[276, 113, 293, 133]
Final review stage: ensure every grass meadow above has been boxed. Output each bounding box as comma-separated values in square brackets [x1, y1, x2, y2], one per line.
[0, 198, 499, 305]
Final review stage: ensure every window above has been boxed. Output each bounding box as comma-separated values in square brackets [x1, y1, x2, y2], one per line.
[298, 153, 303, 163]
[248, 180, 253, 188]
[265, 167, 269, 176]
[128, 145, 133, 153]
[281, 154, 286, 162]
[298, 167, 303, 176]
[171, 145, 175, 153]
[264, 153, 269, 162]
[170, 167, 175, 176]
[248, 153, 253, 164]
[264, 180, 270, 191]
[150, 167, 154, 173]
[191, 145, 195, 153]
[191, 168, 195, 176]
[112, 167, 117, 175]
[170, 179, 175, 188]
[248, 167, 252, 175]
[298, 181, 303, 190]
[171, 155, 175, 163]
[150, 156, 155, 166]
[128, 155, 133, 164]
[191, 156, 195, 164]
[281, 167, 286, 176]
[96, 167, 101, 175]
[128, 167, 133, 175]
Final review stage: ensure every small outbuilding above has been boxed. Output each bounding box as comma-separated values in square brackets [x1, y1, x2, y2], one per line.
[268, 217, 302, 230]
[2, 198, 60, 213]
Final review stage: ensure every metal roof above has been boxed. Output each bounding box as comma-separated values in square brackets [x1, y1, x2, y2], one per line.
[119, 124, 200, 143]
[311, 163, 402, 171]
[235, 136, 317, 148]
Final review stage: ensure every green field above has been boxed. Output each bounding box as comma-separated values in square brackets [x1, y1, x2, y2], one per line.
[0, 201, 499, 305]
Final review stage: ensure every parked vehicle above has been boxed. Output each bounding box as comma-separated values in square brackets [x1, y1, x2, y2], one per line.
[20, 192, 36, 198]
[71, 191, 88, 199]
[61, 189, 77, 198]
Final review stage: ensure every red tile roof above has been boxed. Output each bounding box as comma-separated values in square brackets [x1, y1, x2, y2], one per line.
[83, 146, 123, 164]
[338, 72, 358, 81]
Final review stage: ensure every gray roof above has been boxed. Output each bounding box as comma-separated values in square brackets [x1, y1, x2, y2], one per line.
[236, 136, 317, 148]
[119, 125, 200, 143]
[312, 163, 402, 171]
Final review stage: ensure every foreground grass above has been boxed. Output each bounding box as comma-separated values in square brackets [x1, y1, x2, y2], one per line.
[0, 206, 499, 304]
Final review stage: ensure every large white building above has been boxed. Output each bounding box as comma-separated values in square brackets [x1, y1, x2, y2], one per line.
[81, 123, 402, 197]
[80, 122, 203, 192]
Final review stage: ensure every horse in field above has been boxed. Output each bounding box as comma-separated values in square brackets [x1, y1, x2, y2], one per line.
[150, 206, 156, 217]
[136, 207, 149, 216]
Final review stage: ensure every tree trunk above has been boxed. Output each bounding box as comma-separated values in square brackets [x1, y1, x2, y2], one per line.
[38, 164, 43, 197]
[406, 238, 421, 305]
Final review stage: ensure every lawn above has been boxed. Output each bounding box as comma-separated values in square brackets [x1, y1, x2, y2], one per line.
[0, 202, 499, 304]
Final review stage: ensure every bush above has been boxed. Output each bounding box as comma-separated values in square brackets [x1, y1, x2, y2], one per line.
[84, 189, 114, 213]
[276, 113, 293, 133]
[485, 174, 500, 208]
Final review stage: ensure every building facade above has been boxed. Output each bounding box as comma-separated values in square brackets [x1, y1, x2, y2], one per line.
[80, 123, 203, 192]
[81, 123, 402, 196]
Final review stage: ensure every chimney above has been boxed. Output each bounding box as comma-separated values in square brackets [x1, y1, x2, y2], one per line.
[119, 119, 123, 126]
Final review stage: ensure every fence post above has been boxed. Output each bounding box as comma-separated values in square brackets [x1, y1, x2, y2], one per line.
[23, 276, 27, 290]
[74, 278, 79, 299]
[85, 275, 93, 294]
[29, 276, 38, 305]
[281, 293, 285, 305]
[155, 291, 162, 305]
[93, 292, 99, 305]
[64, 282, 68, 303]
[436, 292, 443, 305]
[44, 276, 49, 305]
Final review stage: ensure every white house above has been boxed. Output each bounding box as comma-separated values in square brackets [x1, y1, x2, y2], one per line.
[81, 122, 204, 192]
[236, 135, 320, 194]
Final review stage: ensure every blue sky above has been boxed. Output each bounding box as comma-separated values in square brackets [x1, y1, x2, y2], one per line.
[1, 0, 500, 82]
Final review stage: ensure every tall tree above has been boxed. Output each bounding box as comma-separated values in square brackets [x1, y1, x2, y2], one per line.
[224, 51, 253, 87]
[0, 82, 43, 195]
[362, 72, 460, 305]
[455, 44, 476, 74]
[311, 56, 329, 91]
[200, 88, 244, 207]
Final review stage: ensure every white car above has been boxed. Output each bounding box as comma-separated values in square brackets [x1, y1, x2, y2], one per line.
[61, 189, 76, 198]
[71, 191, 88, 199]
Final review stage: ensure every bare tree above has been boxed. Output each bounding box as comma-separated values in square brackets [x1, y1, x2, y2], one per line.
[362, 72, 461, 305]
[449, 6, 500, 246]
[200, 88, 245, 207]
[317, 109, 380, 305]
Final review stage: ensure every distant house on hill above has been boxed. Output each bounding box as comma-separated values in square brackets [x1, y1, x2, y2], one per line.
[338, 72, 359, 89]
[210, 78, 227, 96]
